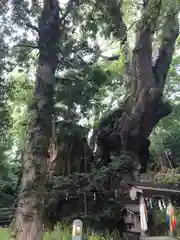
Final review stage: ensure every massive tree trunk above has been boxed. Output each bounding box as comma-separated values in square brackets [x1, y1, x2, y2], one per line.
[12, 1, 60, 240]
[96, 0, 179, 175]
[45, 123, 94, 228]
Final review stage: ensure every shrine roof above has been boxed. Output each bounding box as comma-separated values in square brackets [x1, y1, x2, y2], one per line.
[119, 181, 180, 197]
[121, 203, 140, 213]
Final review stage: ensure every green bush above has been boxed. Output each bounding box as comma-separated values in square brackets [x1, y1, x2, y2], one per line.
[44, 224, 71, 240]
[155, 208, 180, 237]
[0, 224, 122, 240]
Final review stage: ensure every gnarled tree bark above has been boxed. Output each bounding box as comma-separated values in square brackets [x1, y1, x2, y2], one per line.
[96, 0, 179, 175]
[12, 1, 60, 240]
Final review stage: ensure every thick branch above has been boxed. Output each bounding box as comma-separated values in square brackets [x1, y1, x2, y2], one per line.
[115, 0, 164, 144]
[14, 44, 38, 49]
[143, 0, 149, 8]
[153, 1, 179, 90]
[101, 55, 120, 61]
[133, 0, 162, 96]
[122, 38, 132, 95]
[153, 101, 172, 126]
[26, 23, 40, 34]
[59, 0, 74, 23]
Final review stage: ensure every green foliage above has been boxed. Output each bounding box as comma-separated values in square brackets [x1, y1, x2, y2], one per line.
[8, 71, 33, 152]
[104, 49, 125, 77]
[176, 209, 180, 237]
[44, 225, 72, 240]
[156, 170, 180, 185]
[150, 104, 180, 168]
[150, 53, 180, 170]
[0, 225, 122, 240]
[154, 208, 180, 237]
[0, 34, 11, 178]
[56, 65, 109, 114]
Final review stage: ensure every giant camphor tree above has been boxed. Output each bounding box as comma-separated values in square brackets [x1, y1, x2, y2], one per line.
[95, 0, 180, 176]
[9, 0, 104, 238]
[44, 0, 180, 228]
[0, 0, 179, 238]
[12, 0, 61, 239]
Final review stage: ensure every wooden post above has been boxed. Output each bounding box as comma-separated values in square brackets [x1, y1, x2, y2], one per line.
[72, 219, 83, 240]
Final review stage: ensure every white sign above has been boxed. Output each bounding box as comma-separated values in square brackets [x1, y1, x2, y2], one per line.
[72, 219, 83, 240]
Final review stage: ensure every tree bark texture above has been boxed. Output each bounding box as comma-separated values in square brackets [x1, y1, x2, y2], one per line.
[48, 132, 93, 179]
[96, 0, 179, 174]
[12, 1, 60, 240]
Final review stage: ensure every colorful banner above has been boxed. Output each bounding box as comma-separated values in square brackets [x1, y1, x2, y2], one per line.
[166, 202, 177, 232]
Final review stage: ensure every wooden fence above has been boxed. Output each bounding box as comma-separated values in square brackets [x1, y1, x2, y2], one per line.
[0, 207, 15, 226]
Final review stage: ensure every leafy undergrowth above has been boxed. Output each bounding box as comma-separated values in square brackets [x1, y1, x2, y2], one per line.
[44, 225, 72, 240]
[0, 224, 121, 240]
[0, 225, 71, 240]
[155, 169, 180, 185]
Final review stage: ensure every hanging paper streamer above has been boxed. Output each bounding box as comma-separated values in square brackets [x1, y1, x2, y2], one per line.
[66, 192, 69, 200]
[149, 198, 153, 209]
[114, 189, 118, 198]
[93, 193, 96, 201]
[166, 202, 177, 232]
[158, 200, 163, 211]
[146, 198, 150, 208]
[139, 195, 148, 231]
[162, 199, 166, 209]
